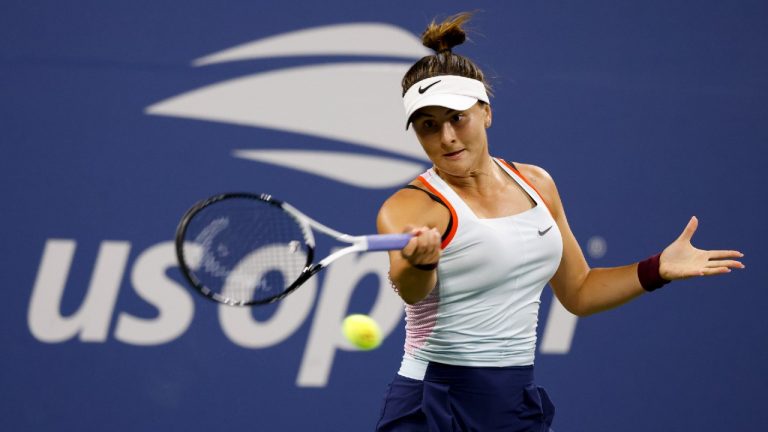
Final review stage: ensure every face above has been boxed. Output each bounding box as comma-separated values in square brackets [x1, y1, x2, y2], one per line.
[410, 102, 492, 177]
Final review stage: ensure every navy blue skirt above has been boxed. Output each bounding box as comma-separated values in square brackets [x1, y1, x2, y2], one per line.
[376, 363, 555, 432]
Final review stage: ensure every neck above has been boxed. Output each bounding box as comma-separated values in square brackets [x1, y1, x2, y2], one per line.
[434, 156, 505, 192]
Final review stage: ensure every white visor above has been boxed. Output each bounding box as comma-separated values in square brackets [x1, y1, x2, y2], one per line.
[403, 75, 490, 129]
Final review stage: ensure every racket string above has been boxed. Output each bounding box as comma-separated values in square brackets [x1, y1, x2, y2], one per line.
[184, 198, 310, 304]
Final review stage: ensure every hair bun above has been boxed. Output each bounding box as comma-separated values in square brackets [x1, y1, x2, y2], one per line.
[421, 12, 472, 53]
[401, 11, 490, 97]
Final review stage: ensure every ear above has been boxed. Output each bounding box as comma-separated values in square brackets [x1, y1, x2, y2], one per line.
[483, 104, 492, 128]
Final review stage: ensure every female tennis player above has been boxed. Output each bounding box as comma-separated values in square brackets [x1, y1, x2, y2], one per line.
[375, 12, 744, 432]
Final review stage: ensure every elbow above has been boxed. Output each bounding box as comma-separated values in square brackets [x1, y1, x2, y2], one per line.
[399, 290, 427, 305]
[557, 297, 594, 318]
[571, 307, 596, 318]
[402, 296, 421, 306]
[562, 303, 586, 318]
[388, 276, 421, 304]
[390, 272, 435, 305]
[552, 277, 594, 317]
[389, 278, 422, 305]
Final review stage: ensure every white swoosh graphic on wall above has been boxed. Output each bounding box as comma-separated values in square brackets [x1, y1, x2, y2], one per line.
[146, 62, 426, 160]
[193, 23, 430, 66]
[146, 23, 431, 189]
[233, 149, 425, 188]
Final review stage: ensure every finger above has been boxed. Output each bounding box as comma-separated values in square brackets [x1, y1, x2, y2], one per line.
[414, 231, 441, 255]
[410, 226, 428, 236]
[406, 232, 434, 256]
[406, 226, 434, 240]
[411, 230, 441, 262]
[678, 216, 698, 242]
[401, 231, 429, 258]
[428, 227, 442, 245]
[427, 229, 443, 257]
[705, 260, 745, 269]
[400, 238, 417, 259]
[700, 267, 733, 276]
[707, 250, 745, 260]
[419, 227, 440, 241]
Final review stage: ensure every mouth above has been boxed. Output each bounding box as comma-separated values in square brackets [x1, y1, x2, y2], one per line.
[443, 149, 465, 159]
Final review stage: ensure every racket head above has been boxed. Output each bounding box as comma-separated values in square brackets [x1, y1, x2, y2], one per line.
[175, 193, 315, 306]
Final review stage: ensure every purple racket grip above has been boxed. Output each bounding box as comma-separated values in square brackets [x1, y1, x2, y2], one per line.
[365, 233, 412, 251]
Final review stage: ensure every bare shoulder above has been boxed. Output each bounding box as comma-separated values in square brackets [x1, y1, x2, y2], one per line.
[513, 162, 561, 211]
[377, 182, 449, 234]
[515, 162, 556, 190]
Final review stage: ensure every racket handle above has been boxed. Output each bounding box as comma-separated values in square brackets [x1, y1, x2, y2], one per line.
[365, 234, 412, 251]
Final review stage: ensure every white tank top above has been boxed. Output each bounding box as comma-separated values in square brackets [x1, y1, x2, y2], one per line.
[398, 158, 563, 380]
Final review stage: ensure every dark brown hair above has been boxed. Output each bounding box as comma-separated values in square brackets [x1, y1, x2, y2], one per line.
[401, 12, 492, 96]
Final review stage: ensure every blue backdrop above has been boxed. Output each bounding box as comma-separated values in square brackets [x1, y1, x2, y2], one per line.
[2, 1, 766, 431]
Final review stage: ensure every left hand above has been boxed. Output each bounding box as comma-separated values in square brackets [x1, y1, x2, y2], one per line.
[659, 216, 745, 280]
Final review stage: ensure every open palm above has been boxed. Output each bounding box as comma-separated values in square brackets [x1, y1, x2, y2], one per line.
[659, 216, 744, 280]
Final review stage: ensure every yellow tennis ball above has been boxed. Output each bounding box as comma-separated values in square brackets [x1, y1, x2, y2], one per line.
[342, 314, 382, 350]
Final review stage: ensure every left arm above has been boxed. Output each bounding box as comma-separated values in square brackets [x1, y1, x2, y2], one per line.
[517, 163, 745, 317]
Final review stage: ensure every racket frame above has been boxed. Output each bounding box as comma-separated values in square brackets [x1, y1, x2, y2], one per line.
[175, 192, 410, 306]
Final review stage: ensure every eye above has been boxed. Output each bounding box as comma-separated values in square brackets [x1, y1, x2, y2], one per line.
[418, 119, 436, 131]
[451, 113, 466, 123]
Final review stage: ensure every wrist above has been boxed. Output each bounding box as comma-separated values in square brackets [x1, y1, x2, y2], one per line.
[637, 253, 670, 292]
[411, 262, 438, 271]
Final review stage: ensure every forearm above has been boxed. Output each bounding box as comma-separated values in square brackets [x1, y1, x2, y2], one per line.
[567, 264, 647, 316]
[390, 263, 438, 305]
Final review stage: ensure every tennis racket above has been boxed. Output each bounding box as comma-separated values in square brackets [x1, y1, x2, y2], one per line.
[175, 192, 411, 306]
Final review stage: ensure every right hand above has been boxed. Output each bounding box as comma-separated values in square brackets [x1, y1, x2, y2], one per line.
[400, 226, 442, 268]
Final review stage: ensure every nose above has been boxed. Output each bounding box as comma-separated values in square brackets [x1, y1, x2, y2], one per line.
[439, 122, 457, 146]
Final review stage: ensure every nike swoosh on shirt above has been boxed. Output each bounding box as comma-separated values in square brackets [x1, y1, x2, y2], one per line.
[418, 80, 441, 94]
[538, 226, 553, 236]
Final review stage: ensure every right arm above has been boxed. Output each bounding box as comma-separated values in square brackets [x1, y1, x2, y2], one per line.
[376, 186, 449, 304]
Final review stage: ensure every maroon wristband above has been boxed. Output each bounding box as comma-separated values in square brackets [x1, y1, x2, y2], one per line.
[637, 253, 670, 292]
[412, 262, 438, 271]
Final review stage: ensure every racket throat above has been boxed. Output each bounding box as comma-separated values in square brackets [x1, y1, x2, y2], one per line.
[317, 241, 366, 268]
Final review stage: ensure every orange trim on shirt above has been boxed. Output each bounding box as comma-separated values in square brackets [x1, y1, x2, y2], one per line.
[417, 175, 458, 249]
[497, 158, 554, 218]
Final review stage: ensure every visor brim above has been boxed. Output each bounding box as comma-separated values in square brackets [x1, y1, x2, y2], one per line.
[405, 94, 479, 130]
